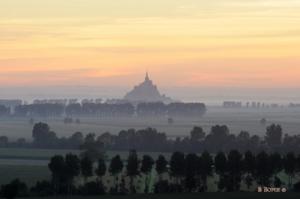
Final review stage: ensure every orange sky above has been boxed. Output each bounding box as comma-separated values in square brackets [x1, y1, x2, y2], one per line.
[1, 0, 300, 88]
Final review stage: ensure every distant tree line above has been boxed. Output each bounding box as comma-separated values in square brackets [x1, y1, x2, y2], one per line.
[0, 105, 10, 117]
[1, 102, 206, 118]
[2, 149, 300, 198]
[98, 124, 300, 154]
[136, 102, 206, 117]
[1, 123, 300, 154]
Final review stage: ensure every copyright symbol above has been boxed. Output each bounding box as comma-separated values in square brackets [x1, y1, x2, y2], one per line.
[281, 188, 287, 193]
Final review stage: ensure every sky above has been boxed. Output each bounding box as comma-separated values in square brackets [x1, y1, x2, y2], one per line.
[1, 0, 300, 96]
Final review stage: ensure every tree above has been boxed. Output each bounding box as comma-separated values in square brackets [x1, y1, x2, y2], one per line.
[274, 176, 283, 187]
[206, 125, 230, 152]
[79, 181, 105, 196]
[226, 150, 243, 192]
[198, 151, 213, 192]
[80, 156, 93, 182]
[109, 155, 124, 192]
[126, 150, 140, 193]
[269, 152, 283, 185]
[65, 153, 80, 194]
[170, 152, 185, 185]
[32, 122, 57, 148]
[284, 152, 297, 188]
[0, 179, 28, 199]
[236, 131, 250, 152]
[190, 126, 205, 142]
[243, 151, 256, 189]
[32, 122, 50, 141]
[95, 157, 107, 183]
[30, 181, 53, 197]
[215, 152, 227, 176]
[0, 136, 8, 148]
[260, 118, 267, 126]
[84, 133, 96, 144]
[297, 154, 300, 184]
[156, 155, 168, 181]
[184, 153, 198, 192]
[265, 124, 282, 149]
[168, 117, 174, 125]
[0, 105, 9, 117]
[255, 151, 272, 186]
[154, 180, 170, 193]
[29, 118, 35, 125]
[81, 133, 104, 162]
[214, 152, 227, 191]
[141, 155, 155, 193]
[69, 132, 83, 148]
[48, 155, 65, 194]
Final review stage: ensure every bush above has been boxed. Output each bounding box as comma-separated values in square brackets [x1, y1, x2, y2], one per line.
[154, 180, 170, 193]
[294, 181, 300, 192]
[0, 179, 28, 199]
[79, 182, 106, 195]
[30, 180, 53, 196]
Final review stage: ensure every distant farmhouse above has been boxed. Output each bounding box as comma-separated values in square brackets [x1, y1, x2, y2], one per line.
[124, 73, 173, 103]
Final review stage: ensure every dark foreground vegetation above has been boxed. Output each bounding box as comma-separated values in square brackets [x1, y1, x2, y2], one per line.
[1, 122, 300, 154]
[2, 149, 300, 198]
[2, 193, 300, 199]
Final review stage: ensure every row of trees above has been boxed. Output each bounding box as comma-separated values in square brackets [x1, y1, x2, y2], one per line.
[136, 102, 206, 117]
[39, 150, 300, 193]
[0, 105, 10, 117]
[2, 150, 300, 199]
[1, 122, 300, 154]
[9, 102, 206, 118]
[98, 124, 300, 154]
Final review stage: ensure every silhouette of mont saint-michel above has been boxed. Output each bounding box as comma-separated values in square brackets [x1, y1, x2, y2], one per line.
[124, 73, 173, 103]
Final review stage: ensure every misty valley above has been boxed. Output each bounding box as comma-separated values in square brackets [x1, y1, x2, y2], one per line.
[0, 98, 300, 198]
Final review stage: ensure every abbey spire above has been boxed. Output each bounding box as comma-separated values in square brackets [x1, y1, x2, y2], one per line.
[145, 72, 150, 82]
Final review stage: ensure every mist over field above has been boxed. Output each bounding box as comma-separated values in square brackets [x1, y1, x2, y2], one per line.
[1, 86, 300, 105]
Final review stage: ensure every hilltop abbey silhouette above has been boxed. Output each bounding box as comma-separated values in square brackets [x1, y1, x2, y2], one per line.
[124, 73, 173, 103]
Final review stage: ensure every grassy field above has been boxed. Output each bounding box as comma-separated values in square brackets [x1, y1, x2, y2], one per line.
[0, 148, 80, 160]
[0, 165, 50, 187]
[0, 148, 173, 187]
[1, 107, 300, 141]
[0, 148, 171, 162]
[0, 107, 300, 189]
[16, 193, 300, 199]
[0, 148, 295, 192]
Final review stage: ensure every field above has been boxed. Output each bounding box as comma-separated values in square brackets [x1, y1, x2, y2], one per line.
[0, 148, 66, 186]
[0, 148, 173, 187]
[0, 148, 293, 192]
[0, 165, 49, 187]
[0, 148, 171, 162]
[1, 107, 300, 141]
[0, 107, 300, 188]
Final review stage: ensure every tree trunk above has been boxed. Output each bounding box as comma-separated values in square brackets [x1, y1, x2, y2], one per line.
[144, 175, 149, 193]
